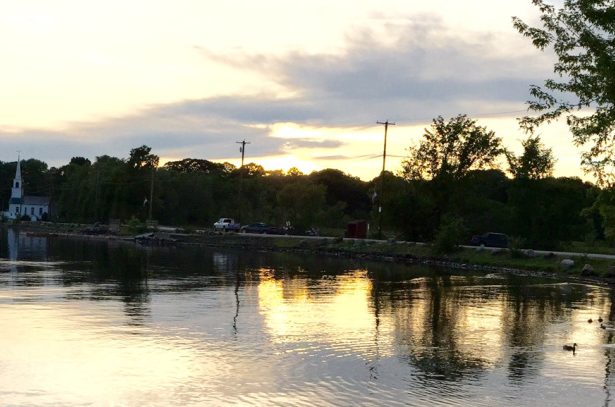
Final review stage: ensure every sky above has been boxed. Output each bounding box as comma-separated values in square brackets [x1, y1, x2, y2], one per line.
[0, 0, 585, 180]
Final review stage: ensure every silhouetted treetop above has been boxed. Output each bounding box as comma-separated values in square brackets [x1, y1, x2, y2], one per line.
[127, 145, 159, 170]
[401, 115, 505, 181]
[164, 158, 228, 174]
[507, 135, 555, 180]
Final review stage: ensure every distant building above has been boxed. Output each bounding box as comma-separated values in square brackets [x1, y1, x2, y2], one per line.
[4, 158, 50, 221]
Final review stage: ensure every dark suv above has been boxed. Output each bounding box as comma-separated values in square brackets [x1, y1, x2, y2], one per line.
[470, 232, 509, 248]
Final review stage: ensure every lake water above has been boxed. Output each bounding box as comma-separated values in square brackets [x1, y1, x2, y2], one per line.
[1, 228, 615, 406]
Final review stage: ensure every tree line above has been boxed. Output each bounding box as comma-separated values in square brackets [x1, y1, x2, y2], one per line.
[0, 114, 614, 250]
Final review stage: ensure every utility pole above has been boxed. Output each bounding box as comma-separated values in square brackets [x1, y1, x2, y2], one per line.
[235, 140, 250, 223]
[376, 120, 395, 239]
[148, 166, 154, 222]
[236, 140, 251, 168]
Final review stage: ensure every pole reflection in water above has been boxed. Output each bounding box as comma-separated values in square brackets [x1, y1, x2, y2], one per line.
[0, 229, 615, 406]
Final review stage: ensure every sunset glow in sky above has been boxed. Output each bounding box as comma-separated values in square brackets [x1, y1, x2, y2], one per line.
[0, 0, 584, 180]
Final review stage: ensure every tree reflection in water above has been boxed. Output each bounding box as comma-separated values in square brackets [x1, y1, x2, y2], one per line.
[367, 266, 609, 392]
[378, 272, 490, 383]
[502, 282, 582, 383]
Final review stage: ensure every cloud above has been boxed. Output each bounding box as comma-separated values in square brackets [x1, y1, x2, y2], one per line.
[197, 16, 552, 125]
[280, 139, 343, 149]
[311, 154, 376, 161]
[0, 100, 343, 166]
[1, 17, 552, 169]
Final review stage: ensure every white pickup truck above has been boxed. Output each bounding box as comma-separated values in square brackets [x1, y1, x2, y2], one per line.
[213, 218, 241, 232]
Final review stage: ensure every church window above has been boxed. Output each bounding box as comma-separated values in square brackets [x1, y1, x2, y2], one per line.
[15, 182, 19, 188]
[31, 207, 34, 215]
[39, 207, 43, 215]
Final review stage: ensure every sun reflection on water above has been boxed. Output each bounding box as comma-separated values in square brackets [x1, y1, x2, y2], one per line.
[258, 269, 376, 348]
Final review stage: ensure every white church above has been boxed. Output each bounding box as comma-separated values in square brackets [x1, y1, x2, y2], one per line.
[4, 158, 50, 221]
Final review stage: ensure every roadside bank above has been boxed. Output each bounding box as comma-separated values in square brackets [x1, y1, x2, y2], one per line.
[7, 222, 615, 285]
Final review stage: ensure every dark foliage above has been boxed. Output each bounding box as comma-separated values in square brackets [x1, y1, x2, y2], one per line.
[513, 0, 615, 185]
[0, 144, 606, 250]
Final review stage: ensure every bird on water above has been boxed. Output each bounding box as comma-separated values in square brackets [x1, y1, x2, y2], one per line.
[563, 343, 577, 352]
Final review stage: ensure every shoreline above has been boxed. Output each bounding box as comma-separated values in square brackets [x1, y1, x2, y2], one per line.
[8, 222, 615, 286]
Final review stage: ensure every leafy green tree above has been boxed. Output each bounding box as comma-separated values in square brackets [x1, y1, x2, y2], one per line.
[92, 155, 128, 221]
[287, 167, 304, 177]
[310, 169, 370, 218]
[0, 161, 19, 208]
[582, 187, 615, 243]
[54, 158, 93, 216]
[401, 115, 505, 181]
[69, 157, 91, 167]
[222, 162, 237, 173]
[127, 145, 159, 170]
[401, 115, 505, 235]
[508, 177, 594, 249]
[265, 169, 285, 177]
[507, 135, 555, 179]
[51, 155, 124, 222]
[163, 158, 228, 175]
[385, 177, 437, 241]
[276, 182, 327, 229]
[124, 146, 159, 220]
[21, 158, 49, 196]
[458, 169, 513, 236]
[598, 204, 615, 244]
[513, 1, 615, 185]
[156, 169, 226, 225]
[432, 214, 466, 254]
[238, 162, 265, 177]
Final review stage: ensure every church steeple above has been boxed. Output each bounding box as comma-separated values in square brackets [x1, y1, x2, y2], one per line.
[11, 155, 23, 201]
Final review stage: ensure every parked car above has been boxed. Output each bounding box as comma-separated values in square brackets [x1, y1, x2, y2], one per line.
[470, 232, 509, 248]
[213, 218, 240, 232]
[240, 223, 283, 234]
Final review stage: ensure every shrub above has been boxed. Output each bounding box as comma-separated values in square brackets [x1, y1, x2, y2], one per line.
[509, 236, 526, 258]
[433, 215, 465, 254]
[125, 216, 147, 235]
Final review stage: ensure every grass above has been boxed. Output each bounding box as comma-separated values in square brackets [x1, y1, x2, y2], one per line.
[450, 248, 565, 273]
[559, 241, 615, 256]
[263, 237, 615, 279]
